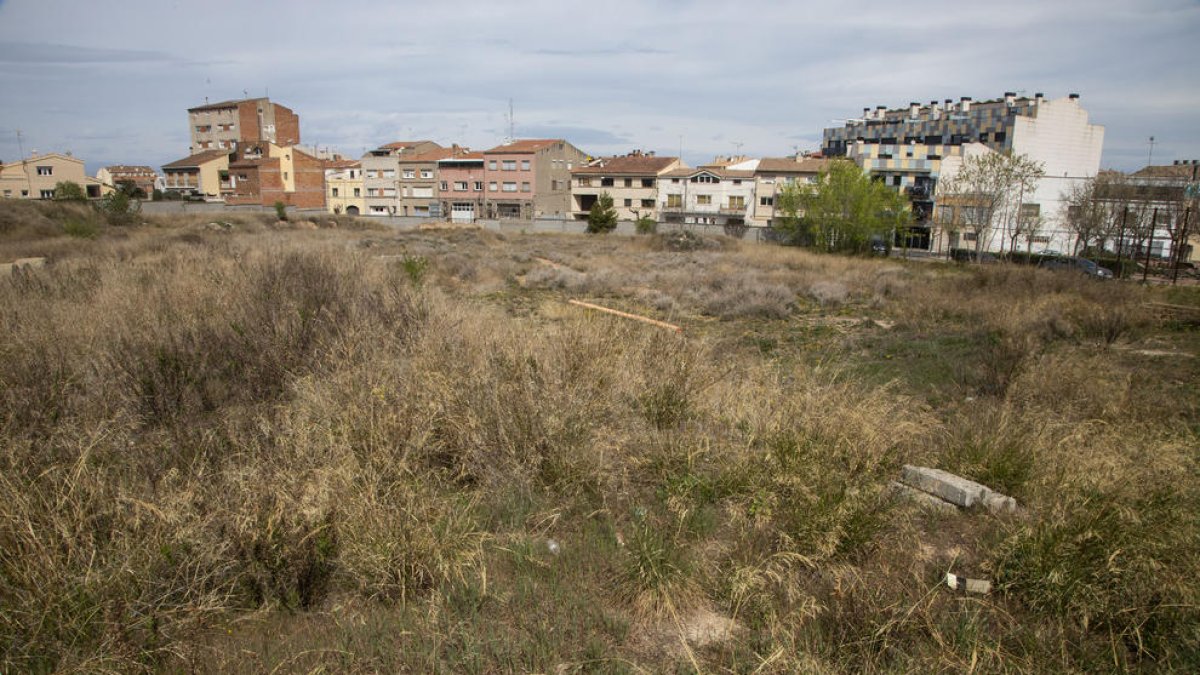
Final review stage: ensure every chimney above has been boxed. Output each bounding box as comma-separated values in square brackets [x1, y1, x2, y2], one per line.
[862, 107, 871, 120]
[930, 100, 941, 120]
[1004, 92, 1016, 106]
[960, 96, 972, 113]
[1034, 92, 1044, 105]
[909, 102, 920, 118]
[876, 105, 886, 120]
[1068, 93, 1080, 100]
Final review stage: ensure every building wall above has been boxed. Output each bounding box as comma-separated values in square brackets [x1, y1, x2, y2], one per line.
[534, 143, 589, 217]
[326, 169, 364, 214]
[189, 106, 241, 151]
[483, 151, 536, 217]
[0, 154, 92, 199]
[397, 159, 441, 216]
[362, 154, 400, 215]
[572, 178, 659, 220]
[750, 173, 821, 225]
[437, 162, 486, 219]
[272, 103, 301, 146]
[659, 172, 755, 224]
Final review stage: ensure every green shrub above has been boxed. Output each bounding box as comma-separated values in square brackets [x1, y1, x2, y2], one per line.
[274, 200, 288, 221]
[635, 216, 657, 235]
[62, 217, 98, 239]
[53, 181, 86, 202]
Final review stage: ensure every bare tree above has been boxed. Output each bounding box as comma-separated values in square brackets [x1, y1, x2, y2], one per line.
[938, 151, 1044, 258]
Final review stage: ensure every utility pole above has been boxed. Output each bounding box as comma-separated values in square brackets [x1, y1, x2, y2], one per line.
[1148, 136, 1156, 167]
[1143, 207, 1157, 283]
[15, 129, 24, 159]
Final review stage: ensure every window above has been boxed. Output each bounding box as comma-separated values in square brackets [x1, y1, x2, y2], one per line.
[353, 188, 361, 197]
[925, 135, 943, 145]
[624, 178, 633, 187]
[40, 189, 54, 199]
[454, 181, 468, 191]
[366, 170, 379, 178]
[936, 205, 954, 222]
[601, 177, 614, 187]
[367, 188, 381, 197]
[412, 187, 433, 198]
[727, 196, 745, 209]
[964, 232, 978, 241]
[382, 188, 396, 197]
[403, 169, 415, 179]
[283, 172, 288, 180]
[332, 188, 340, 197]
[520, 182, 531, 192]
[691, 175, 718, 184]
[2, 190, 9, 197]
[370, 206, 388, 214]
[641, 178, 654, 188]
[502, 160, 516, 171]
[474, 181, 483, 191]
[993, 132, 1006, 143]
[36, 166, 52, 176]
[641, 199, 654, 208]
[962, 206, 983, 225]
[892, 176, 901, 186]
[732, 179, 742, 185]
[503, 182, 517, 192]
[697, 195, 712, 205]
[666, 194, 683, 208]
[760, 196, 774, 206]
[624, 198, 633, 207]
[672, 178, 680, 184]
[578, 177, 592, 187]
[420, 170, 433, 179]
[441, 181, 449, 191]
[489, 182, 498, 192]
[520, 160, 530, 171]
[382, 170, 396, 178]
[488, 160, 497, 170]
[1020, 203, 1041, 225]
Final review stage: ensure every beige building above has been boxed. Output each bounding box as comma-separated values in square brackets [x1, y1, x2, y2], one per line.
[570, 151, 683, 221]
[361, 141, 443, 216]
[751, 156, 831, 226]
[187, 97, 300, 153]
[1, 152, 106, 200]
[160, 149, 231, 198]
[325, 159, 364, 215]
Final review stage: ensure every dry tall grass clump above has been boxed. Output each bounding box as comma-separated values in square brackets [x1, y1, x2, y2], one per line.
[1, 209, 1196, 671]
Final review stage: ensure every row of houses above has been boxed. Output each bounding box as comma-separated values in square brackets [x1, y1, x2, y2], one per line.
[3, 91, 1194, 260]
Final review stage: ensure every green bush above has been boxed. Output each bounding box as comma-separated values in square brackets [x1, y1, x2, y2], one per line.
[586, 193, 617, 234]
[274, 201, 288, 222]
[62, 217, 98, 239]
[635, 216, 657, 235]
[53, 181, 86, 202]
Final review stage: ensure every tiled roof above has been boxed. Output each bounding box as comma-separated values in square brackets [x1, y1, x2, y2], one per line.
[483, 139, 563, 154]
[188, 97, 266, 113]
[104, 165, 157, 174]
[322, 159, 360, 170]
[398, 148, 459, 163]
[755, 157, 833, 174]
[572, 155, 678, 175]
[662, 167, 756, 179]
[1133, 164, 1200, 180]
[380, 140, 435, 150]
[161, 150, 229, 170]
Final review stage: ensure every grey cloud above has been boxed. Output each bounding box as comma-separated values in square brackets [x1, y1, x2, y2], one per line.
[0, 41, 176, 64]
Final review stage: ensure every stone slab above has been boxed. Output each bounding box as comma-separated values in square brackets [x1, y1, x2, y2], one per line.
[900, 465, 1018, 514]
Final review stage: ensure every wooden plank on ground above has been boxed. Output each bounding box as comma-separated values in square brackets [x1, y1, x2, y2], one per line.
[568, 299, 683, 334]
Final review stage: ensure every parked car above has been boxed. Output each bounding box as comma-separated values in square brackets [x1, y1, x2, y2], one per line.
[1038, 255, 1113, 279]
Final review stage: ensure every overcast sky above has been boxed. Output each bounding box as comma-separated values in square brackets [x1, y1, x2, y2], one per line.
[1, 0, 1197, 174]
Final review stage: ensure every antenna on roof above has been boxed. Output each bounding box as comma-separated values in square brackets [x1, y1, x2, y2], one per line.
[15, 129, 24, 159]
[1148, 136, 1156, 166]
[506, 99, 515, 144]
[243, 89, 249, 99]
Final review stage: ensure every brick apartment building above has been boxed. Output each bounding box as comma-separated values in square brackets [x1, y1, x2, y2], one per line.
[223, 142, 325, 209]
[482, 139, 589, 218]
[187, 97, 300, 153]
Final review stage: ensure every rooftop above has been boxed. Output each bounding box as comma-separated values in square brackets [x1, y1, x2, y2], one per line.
[572, 154, 678, 176]
[755, 157, 834, 174]
[662, 167, 756, 180]
[484, 139, 564, 154]
[104, 165, 158, 174]
[188, 97, 269, 113]
[161, 149, 230, 170]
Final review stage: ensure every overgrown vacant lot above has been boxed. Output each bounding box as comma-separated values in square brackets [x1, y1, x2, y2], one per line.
[2, 203, 1198, 673]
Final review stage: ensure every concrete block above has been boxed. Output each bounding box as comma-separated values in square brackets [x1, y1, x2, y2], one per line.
[946, 572, 991, 594]
[900, 465, 1018, 514]
[889, 481, 959, 515]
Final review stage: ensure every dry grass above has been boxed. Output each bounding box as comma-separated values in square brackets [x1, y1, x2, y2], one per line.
[1, 203, 1197, 672]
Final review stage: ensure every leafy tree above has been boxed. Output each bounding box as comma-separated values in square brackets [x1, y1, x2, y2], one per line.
[775, 161, 910, 254]
[937, 151, 1044, 257]
[97, 190, 139, 226]
[115, 179, 146, 199]
[586, 192, 618, 234]
[53, 181, 86, 201]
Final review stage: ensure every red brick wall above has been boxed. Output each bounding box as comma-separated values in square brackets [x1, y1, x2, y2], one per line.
[237, 102, 261, 143]
[273, 104, 301, 146]
[287, 150, 325, 208]
[225, 163, 263, 205]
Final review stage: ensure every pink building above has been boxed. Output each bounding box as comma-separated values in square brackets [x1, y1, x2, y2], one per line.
[481, 139, 589, 219]
[436, 148, 486, 222]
